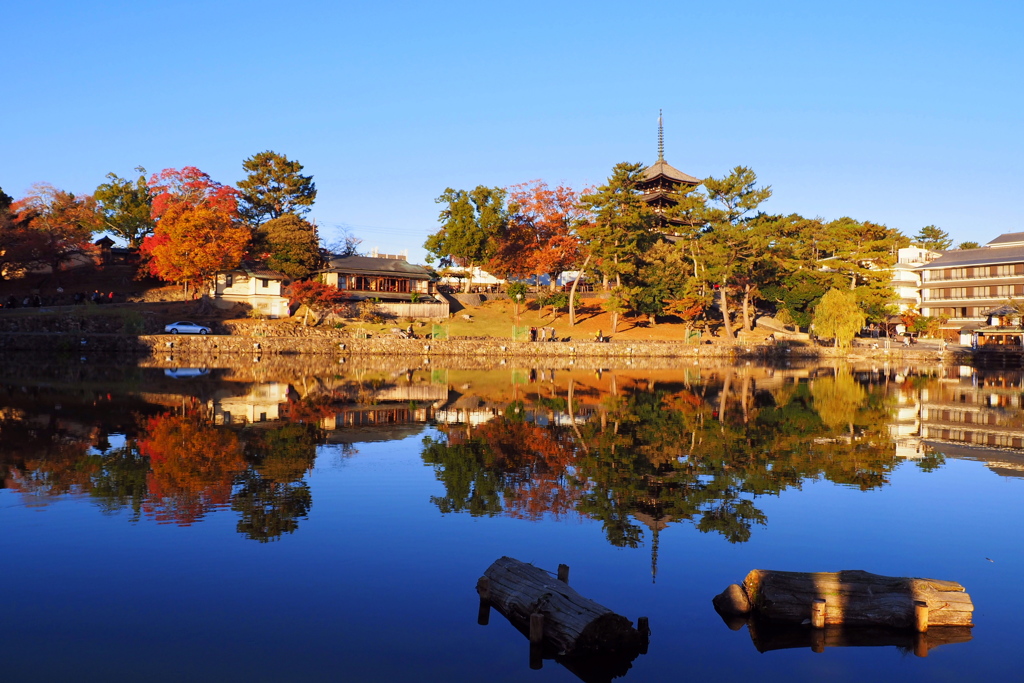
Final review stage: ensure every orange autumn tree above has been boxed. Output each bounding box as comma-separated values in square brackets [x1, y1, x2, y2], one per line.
[137, 410, 245, 525]
[141, 167, 250, 298]
[14, 183, 103, 273]
[489, 181, 584, 288]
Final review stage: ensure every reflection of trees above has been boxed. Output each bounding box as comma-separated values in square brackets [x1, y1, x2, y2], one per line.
[137, 410, 246, 525]
[89, 443, 150, 520]
[1, 398, 323, 540]
[422, 372, 901, 550]
[233, 423, 319, 542]
[0, 413, 95, 499]
[422, 412, 578, 519]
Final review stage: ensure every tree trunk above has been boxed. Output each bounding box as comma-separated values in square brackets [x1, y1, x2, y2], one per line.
[568, 254, 591, 326]
[480, 556, 643, 656]
[611, 311, 619, 333]
[719, 286, 734, 339]
[463, 273, 472, 293]
[742, 284, 753, 333]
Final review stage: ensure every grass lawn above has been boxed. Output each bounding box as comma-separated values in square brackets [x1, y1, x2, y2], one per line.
[342, 297, 764, 343]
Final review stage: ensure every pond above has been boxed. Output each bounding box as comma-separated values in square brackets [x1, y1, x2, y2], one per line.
[1, 357, 1021, 682]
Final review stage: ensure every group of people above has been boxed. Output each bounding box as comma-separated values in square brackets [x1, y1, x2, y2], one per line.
[530, 326, 559, 342]
[3, 295, 44, 309]
[0, 289, 119, 310]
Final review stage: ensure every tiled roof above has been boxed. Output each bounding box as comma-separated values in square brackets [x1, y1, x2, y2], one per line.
[641, 160, 700, 185]
[239, 261, 287, 280]
[916, 244, 1024, 270]
[987, 232, 1024, 246]
[324, 255, 433, 280]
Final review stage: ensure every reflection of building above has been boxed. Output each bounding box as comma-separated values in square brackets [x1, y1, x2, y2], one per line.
[919, 370, 1024, 450]
[214, 383, 289, 425]
[890, 384, 924, 459]
[913, 368, 1024, 477]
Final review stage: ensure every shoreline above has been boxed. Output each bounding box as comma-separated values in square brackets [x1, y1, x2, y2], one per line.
[0, 331, 973, 364]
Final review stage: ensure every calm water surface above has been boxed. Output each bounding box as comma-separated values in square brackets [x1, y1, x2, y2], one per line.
[2, 358, 1022, 682]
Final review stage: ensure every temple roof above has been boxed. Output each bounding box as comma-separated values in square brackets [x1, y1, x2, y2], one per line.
[641, 160, 700, 185]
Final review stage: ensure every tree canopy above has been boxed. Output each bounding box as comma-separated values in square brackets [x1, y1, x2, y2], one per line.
[94, 168, 155, 247]
[237, 151, 317, 226]
[914, 225, 952, 251]
[425, 186, 508, 292]
[812, 288, 866, 347]
[13, 183, 102, 272]
[254, 214, 321, 279]
[141, 202, 250, 297]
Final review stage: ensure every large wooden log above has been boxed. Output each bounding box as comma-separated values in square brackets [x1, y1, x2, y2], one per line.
[481, 556, 642, 656]
[721, 569, 973, 629]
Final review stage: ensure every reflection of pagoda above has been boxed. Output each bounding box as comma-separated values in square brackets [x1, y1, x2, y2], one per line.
[633, 511, 671, 583]
[638, 111, 700, 233]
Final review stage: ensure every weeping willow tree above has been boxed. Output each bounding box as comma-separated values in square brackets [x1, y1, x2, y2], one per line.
[812, 288, 866, 348]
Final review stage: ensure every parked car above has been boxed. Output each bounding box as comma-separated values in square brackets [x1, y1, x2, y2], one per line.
[164, 321, 211, 335]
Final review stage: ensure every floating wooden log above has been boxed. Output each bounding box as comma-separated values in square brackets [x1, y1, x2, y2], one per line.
[713, 569, 974, 630]
[480, 556, 643, 657]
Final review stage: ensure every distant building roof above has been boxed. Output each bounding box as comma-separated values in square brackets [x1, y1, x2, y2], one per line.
[324, 255, 432, 280]
[641, 160, 700, 185]
[916, 244, 1024, 270]
[986, 232, 1024, 246]
[227, 261, 288, 280]
[983, 304, 1018, 317]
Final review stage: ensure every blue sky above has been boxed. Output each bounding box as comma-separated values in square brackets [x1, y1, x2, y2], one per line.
[3, 0, 1021, 262]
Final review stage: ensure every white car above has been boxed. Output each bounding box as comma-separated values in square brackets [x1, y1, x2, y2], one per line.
[164, 321, 211, 335]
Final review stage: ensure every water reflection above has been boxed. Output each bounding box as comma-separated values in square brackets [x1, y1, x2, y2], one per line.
[423, 367, 903, 558]
[3, 359, 1024, 548]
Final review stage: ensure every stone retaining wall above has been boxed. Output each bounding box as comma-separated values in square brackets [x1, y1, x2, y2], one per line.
[0, 330, 963, 365]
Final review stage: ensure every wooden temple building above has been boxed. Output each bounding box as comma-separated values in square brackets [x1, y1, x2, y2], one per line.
[638, 111, 701, 233]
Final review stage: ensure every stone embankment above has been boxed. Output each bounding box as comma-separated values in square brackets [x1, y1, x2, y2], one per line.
[0, 328, 964, 364]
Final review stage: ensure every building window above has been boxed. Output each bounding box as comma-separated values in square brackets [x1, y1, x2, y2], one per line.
[225, 274, 233, 287]
[952, 268, 967, 279]
[997, 264, 1013, 276]
[260, 278, 269, 288]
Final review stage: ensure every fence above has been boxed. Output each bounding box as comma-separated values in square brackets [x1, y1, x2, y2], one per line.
[377, 301, 450, 319]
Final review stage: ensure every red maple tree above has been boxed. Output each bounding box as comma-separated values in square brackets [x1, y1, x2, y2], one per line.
[489, 181, 584, 288]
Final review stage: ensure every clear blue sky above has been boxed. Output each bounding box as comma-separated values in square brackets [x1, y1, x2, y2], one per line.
[3, 0, 1021, 262]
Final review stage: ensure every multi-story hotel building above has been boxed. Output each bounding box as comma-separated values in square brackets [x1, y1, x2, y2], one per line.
[918, 232, 1024, 332]
[892, 246, 943, 313]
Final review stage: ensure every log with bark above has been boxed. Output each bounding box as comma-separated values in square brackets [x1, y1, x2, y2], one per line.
[713, 569, 974, 630]
[479, 556, 644, 657]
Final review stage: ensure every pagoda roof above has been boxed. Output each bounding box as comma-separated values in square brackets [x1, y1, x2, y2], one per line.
[642, 160, 700, 185]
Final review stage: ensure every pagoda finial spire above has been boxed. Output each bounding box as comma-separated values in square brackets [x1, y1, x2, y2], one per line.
[657, 109, 664, 163]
